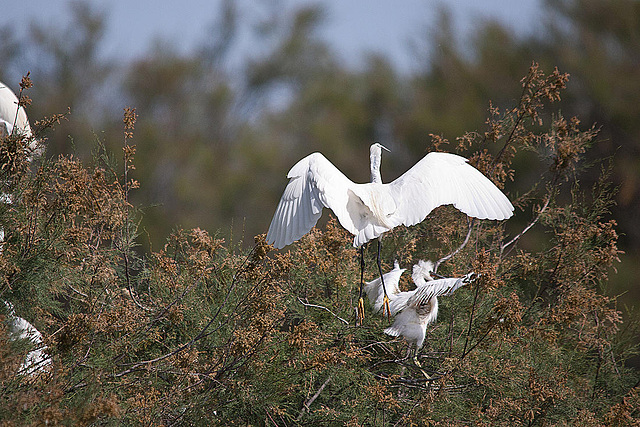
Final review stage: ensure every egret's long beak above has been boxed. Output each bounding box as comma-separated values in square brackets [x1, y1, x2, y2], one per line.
[430, 271, 445, 279]
[380, 144, 391, 152]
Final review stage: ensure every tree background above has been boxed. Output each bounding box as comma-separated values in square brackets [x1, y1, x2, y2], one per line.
[0, 0, 639, 424]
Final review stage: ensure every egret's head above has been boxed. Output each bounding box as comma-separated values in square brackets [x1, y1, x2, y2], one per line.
[413, 259, 435, 282]
[370, 142, 390, 157]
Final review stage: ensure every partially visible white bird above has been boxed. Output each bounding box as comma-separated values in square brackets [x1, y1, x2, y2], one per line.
[3, 301, 51, 376]
[267, 143, 513, 321]
[1, 81, 40, 254]
[0, 83, 48, 375]
[0, 81, 33, 140]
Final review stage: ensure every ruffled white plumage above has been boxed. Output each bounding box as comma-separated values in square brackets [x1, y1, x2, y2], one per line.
[383, 276, 467, 348]
[365, 260, 472, 349]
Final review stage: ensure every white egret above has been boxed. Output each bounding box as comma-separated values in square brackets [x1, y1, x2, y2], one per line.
[266, 143, 513, 322]
[3, 301, 51, 376]
[378, 260, 473, 349]
[367, 260, 475, 378]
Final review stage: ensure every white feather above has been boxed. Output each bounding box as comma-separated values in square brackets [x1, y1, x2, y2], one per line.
[0, 81, 32, 139]
[364, 260, 405, 313]
[0, 81, 41, 159]
[3, 301, 51, 376]
[0, 119, 13, 138]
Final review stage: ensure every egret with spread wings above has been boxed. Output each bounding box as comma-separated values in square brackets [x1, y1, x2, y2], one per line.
[266, 143, 513, 322]
[367, 260, 475, 378]
[379, 260, 474, 349]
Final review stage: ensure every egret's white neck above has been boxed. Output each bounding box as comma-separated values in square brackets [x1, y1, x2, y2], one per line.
[413, 274, 428, 287]
[370, 146, 383, 183]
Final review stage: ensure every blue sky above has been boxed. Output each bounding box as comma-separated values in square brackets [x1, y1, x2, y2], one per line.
[4, 0, 542, 72]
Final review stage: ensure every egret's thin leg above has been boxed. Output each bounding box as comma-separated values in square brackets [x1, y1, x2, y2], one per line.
[377, 239, 391, 320]
[413, 348, 431, 380]
[357, 245, 366, 325]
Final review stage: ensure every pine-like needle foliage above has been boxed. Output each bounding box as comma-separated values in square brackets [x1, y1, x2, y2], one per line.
[0, 66, 638, 426]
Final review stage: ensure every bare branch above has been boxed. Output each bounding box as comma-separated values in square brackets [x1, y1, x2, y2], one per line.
[297, 297, 349, 325]
[461, 285, 480, 359]
[66, 283, 88, 299]
[297, 377, 331, 421]
[501, 171, 560, 257]
[500, 194, 551, 256]
[434, 218, 475, 273]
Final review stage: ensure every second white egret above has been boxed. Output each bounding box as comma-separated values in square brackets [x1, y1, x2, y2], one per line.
[378, 260, 474, 349]
[367, 260, 475, 378]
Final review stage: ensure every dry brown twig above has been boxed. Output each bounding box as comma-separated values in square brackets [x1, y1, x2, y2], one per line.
[297, 377, 331, 421]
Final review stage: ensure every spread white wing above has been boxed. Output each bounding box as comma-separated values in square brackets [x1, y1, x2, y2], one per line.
[388, 152, 514, 228]
[266, 153, 360, 249]
[384, 275, 471, 348]
[407, 277, 467, 309]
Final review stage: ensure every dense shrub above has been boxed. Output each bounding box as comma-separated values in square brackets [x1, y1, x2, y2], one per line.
[0, 67, 637, 425]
